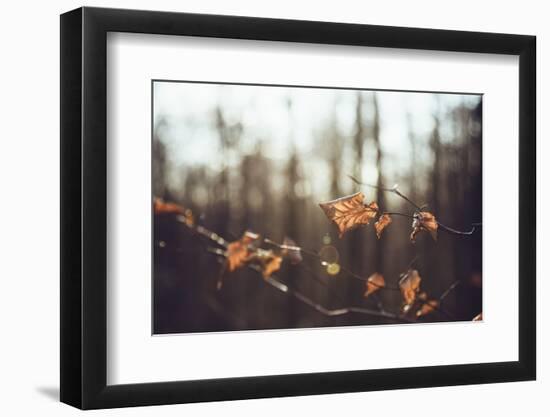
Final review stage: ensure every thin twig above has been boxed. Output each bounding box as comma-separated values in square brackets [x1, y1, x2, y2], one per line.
[295, 262, 351, 308]
[348, 175, 481, 236]
[437, 222, 479, 236]
[439, 280, 461, 303]
[261, 272, 415, 323]
[349, 175, 422, 211]
[383, 212, 416, 219]
[181, 219, 417, 323]
[406, 254, 420, 270]
[176, 212, 457, 322]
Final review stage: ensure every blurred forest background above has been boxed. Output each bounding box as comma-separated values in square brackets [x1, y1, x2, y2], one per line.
[153, 81, 482, 334]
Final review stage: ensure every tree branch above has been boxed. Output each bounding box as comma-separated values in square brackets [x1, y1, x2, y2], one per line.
[255, 267, 416, 323]
[437, 222, 480, 236]
[348, 175, 481, 236]
[439, 280, 461, 303]
[175, 211, 457, 322]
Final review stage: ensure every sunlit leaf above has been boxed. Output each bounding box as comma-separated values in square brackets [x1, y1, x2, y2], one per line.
[153, 197, 184, 215]
[153, 197, 194, 226]
[250, 249, 283, 279]
[261, 253, 283, 279]
[263, 256, 283, 278]
[226, 231, 260, 273]
[401, 303, 413, 314]
[410, 211, 438, 242]
[218, 231, 261, 290]
[416, 300, 439, 317]
[374, 213, 392, 239]
[319, 192, 378, 238]
[399, 269, 422, 308]
[364, 273, 385, 298]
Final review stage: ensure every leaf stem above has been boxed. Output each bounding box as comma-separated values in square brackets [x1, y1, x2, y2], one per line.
[349, 175, 422, 211]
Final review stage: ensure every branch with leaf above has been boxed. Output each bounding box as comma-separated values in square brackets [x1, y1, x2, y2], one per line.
[154, 197, 479, 324]
[317, 176, 481, 243]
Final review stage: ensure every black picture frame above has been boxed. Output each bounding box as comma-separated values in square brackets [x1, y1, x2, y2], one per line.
[60, 6, 536, 410]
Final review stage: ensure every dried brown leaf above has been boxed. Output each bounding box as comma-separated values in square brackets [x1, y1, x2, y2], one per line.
[153, 197, 184, 215]
[416, 300, 439, 317]
[410, 211, 438, 243]
[319, 192, 378, 238]
[153, 198, 194, 226]
[364, 273, 385, 298]
[226, 231, 260, 273]
[251, 249, 283, 279]
[262, 254, 283, 279]
[218, 231, 261, 290]
[374, 213, 392, 239]
[399, 269, 422, 307]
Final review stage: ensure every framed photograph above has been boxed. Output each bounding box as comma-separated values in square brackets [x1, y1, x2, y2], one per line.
[60, 6, 536, 409]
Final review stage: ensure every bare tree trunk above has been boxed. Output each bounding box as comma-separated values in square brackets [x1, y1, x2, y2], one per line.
[214, 107, 230, 236]
[372, 93, 385, 272]
[348, 92, 366, 302]
[352, 93, 364, 185]
[427, 107, 444, 296]
[406, 112, 418, 204]
[328, 121, 342, 198]
[430, 114, 442, 216]
[284, 97, 301, 326]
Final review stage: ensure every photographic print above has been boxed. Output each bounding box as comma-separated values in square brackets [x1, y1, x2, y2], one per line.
[152, 81, 482, 335]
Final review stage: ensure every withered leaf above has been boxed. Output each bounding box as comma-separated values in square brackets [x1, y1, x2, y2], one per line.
[374, 213, 392, 239]
[410, 211, 438, 243]
[263, 256, 283, 278]
[319, 192, 378, 238]
[226, 231, 260, 273]
[218, 231, 261, 290]
[250, 249, 283, 279]
[281, 237, 303, 265]
[364, 273, 385, 298]
[416, 300, 439, 317]
[154, 198, 194, 226]
[153, 197, 184, 215]
[399, 269, 422, 307]
[472, 313, 483, 321]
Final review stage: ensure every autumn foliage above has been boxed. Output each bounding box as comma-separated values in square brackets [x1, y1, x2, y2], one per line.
[364, 273, 385, 298]
[319, 191, 439, 244]
[154, 173, 481, 324]
[319, 192, 378, 238]
[410, 211, 438, 242]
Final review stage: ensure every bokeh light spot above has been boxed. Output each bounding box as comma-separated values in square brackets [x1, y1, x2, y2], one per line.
[326, 263, 341, 276]
[319, 245, 339, 264]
